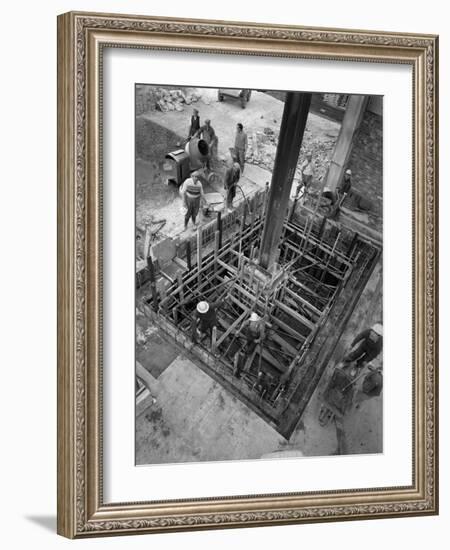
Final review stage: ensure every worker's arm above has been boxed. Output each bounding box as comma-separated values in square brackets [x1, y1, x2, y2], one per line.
[199, 182, 206, 206]
[224, 168, 232, 189]
[179, 181, 187, 205]
[351, 329, 370, 347]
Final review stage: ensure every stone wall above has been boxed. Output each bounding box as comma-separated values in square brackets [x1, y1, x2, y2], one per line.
[347, 109, 383, 222]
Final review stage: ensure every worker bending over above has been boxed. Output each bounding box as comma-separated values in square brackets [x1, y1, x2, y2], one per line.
[187, 108, 200, 139]
[191, 299, 223, 345]
[343, 323, 383, 369]
[195, 119, 218, 164]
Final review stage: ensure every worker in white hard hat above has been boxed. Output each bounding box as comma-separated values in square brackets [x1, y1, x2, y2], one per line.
[343, 322, 383, 369]
[241, 312, 264, 361]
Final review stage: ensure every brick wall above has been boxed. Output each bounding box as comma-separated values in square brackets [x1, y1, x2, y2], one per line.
[347, 110, 383, 221]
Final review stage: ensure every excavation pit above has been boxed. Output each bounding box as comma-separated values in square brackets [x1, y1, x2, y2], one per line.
[141, 201, 380, 438]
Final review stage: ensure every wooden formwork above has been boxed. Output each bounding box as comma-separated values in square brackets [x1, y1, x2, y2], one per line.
[142, 208, 381, 436]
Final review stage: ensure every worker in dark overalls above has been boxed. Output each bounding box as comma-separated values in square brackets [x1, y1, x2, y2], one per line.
[187, 108, 200, 139]
[224, 161, 241, 210]
[343, 323, 383, 369]
[191, 299, 223, 345]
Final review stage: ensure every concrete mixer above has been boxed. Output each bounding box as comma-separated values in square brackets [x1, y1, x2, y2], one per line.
[164, 137, 220, 188]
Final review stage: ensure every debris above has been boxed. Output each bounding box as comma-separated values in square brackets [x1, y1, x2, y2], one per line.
[139, 86, 201, 114]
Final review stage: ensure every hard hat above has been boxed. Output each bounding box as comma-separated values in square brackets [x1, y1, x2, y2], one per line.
[372, 323, 383, 336]
[345, 169, 352, 176]
[196, 301, 209, 314]
[250, 312, 260, 322]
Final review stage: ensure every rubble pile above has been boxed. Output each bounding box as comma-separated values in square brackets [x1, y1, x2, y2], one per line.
[136, 85, 201, 115]
[246, 126, 338, 185]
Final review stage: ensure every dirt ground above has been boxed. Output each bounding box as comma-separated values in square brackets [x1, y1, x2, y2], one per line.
[135, 89, 340, 239]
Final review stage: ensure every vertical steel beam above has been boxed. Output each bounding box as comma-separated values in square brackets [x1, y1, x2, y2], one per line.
[324, 95, 369, 193]
[259, 92, 312, 270]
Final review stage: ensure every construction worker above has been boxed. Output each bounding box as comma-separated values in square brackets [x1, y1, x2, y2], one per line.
[191, 299, 223, 344]
[343, 323, 383, 369]
[242, 312, 264, 360]
[337, 168, 352, 202]
[195, 119, 218, 163]
[300, 151, 314, 189]
[232, 312, 263, 378]
[295, 151, 314, 200]
[224, 161, 241, 210]
[180, 171, 204, 231]
[187, 108, 200, 139]
[234, 123, 248, 173]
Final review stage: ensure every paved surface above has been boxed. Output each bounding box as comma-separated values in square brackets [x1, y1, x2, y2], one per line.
[136, 350, 382, 465]
[136, 356, 286, 465]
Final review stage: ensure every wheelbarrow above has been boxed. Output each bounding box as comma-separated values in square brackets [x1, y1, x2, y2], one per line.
[202, 192, 225, 217]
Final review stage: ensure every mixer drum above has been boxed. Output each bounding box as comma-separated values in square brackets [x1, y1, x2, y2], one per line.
[185, 138, 209, 170]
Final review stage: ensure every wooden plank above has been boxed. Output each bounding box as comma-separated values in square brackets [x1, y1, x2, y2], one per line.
[271, 316, 306, 342]
[284, 287, 322, 317]
[275, 300, 316, 331]
[217, 211, 222, 249]
[177, 272, 184, 301]
[186, 241, 192, 270]
[288, 275, 326, 304]
[257, 348, 287, 373]
[283, 241, 346, 280]
[211, 326, 217, 353]
[268, 330, 299, 356]
[216, 308, 248, 347]
[197, 226, 202, 285]
[146, 255, 159, 311]
[284, 221, 352, 266]
[173, 256, 188, 271]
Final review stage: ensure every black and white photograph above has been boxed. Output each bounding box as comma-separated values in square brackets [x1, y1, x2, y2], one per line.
[134, 85, 383, 465]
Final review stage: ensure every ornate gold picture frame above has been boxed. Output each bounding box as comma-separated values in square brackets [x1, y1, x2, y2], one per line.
[57, 11, 438, 538]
